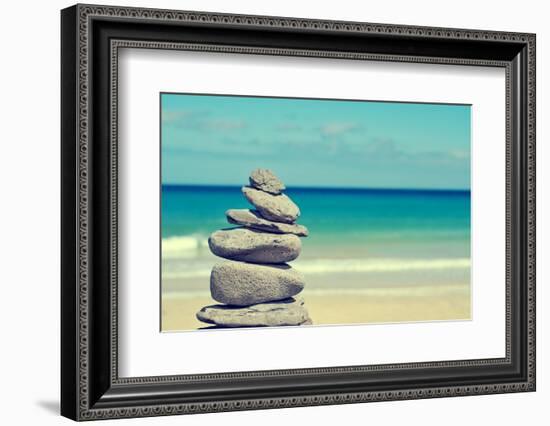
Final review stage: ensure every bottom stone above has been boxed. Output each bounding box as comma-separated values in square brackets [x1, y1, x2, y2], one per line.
[196, 298, 311, 328]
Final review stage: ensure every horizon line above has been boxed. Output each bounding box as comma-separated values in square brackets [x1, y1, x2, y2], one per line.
[162, 183, 470, 193]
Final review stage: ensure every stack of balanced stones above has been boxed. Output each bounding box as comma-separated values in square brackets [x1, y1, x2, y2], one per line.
[196, 169, 311, 328]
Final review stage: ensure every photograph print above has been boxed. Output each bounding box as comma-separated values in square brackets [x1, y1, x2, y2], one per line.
[160, 93, 471, 331]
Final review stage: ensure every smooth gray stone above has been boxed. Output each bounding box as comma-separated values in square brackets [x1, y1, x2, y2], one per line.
[242, 186, 300, 224]
[210, 261, 305, 306]
[196, 298, 311, 327]
[226, 209, 309, 237]
[209, 228, 301, 264]
[249, 168, 286, 195]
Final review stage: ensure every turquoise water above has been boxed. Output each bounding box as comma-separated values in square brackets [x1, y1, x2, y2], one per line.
[161, 185, 470, 266]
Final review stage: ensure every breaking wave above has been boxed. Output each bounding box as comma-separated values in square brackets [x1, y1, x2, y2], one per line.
[162, 235, 209, 259]
[162, 257, 470, 279]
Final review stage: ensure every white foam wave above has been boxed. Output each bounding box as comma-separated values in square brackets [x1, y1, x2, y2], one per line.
[162, 235, 209, 259]
[162, 257, 470, 279]
[295, 258, 470, 274]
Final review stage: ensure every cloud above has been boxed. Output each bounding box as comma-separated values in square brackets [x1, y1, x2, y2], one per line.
[448, 149, 470, 160]
[320, 122, 359, 137]
[161, 110, 195, 125]
[203, 119, 246, 131]
[333, 137, 470, 168]
[276, 122, 303, 132]
[364, 138, 402, 157]
[162, 110, 247, 132]
[163, 136, 276, 158]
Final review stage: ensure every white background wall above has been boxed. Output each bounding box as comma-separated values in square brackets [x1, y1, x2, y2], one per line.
[0, 0, 546, 424]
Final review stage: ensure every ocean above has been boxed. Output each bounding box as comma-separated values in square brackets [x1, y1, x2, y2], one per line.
[161, 185, 470, 292]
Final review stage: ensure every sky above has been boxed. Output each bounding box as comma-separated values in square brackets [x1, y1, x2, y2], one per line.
[161, 93, 471, 190]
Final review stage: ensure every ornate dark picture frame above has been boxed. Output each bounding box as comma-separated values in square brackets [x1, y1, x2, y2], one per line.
[61, 3, 536, 421]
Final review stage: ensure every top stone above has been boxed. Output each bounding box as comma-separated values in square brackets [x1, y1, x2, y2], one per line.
[249, 169, 286, 195]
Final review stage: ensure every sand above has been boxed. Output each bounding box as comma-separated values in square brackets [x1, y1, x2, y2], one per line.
[161, 283, 470, 331]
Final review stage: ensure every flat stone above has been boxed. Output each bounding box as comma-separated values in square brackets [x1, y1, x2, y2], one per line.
[226, 209, 309, 237]
[209, 228, 301, 263]
[249, 168, 286, 194]
[196, 298, 311, 327]
[210, 261, 305, 306]
[242, 186, 300, 224]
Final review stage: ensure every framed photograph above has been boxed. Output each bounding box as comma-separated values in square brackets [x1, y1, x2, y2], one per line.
[61, 4, 536, 421]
